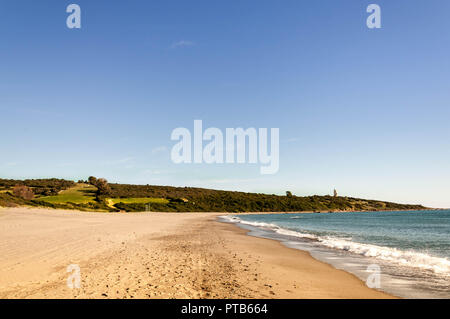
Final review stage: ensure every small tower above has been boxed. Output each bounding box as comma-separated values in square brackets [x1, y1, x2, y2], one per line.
[333, 189, 338, 197]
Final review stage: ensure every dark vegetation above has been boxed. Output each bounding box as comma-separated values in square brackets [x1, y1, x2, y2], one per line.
[107, 182, 426, 212]
[0, 178, 75, 196]
[0, 177, 428, 213]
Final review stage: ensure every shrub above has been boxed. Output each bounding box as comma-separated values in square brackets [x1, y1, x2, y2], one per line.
[13, 185, 34, 200]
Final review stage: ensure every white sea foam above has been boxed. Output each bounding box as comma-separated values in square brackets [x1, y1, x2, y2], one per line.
[220, 215, 280, 229]
[318, 237, 450, 274]
[220, 215, 318, 240]
[221, 215, 450, 275]
[273, 227, 318, 240]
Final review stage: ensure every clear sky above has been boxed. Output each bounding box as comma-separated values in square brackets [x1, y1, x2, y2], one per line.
[1, 1, 449, 208]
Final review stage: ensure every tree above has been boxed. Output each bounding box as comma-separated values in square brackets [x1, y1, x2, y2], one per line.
[88, 176, 97, 185]
[13, 185, 34, 200]
[286, 191, 293, 198]
[96, 178, 111, 196]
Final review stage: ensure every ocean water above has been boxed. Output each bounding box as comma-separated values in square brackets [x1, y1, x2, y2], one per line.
[220, 210, 450, 298]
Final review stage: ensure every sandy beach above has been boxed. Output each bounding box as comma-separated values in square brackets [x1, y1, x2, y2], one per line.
[0, 207, 394, 299]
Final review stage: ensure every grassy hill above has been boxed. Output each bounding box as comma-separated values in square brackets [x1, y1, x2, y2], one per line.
[39, 183, 97, 204]
[0, 178, 428, 213]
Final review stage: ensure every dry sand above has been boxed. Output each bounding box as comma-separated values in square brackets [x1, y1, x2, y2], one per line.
[0, 207, 394, 299]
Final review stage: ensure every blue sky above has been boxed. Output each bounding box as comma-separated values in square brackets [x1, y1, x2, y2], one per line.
[1, 1, 449, 207]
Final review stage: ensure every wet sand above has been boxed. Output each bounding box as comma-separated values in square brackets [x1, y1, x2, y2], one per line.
[0, 207, 394, 298]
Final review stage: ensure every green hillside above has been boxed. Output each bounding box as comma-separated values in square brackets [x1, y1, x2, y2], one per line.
[0, 177, 428, 213]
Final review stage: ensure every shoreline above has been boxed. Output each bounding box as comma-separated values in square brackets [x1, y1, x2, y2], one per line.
[0, 207, 394, 298]
[215, 217, 395, 299]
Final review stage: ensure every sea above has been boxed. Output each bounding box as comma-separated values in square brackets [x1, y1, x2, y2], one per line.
[220, 210, 450, 298]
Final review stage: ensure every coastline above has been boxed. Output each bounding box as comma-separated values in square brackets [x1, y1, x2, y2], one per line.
[0, 207, 394, 299]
